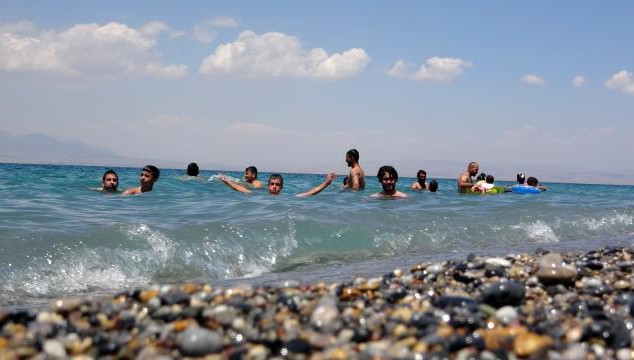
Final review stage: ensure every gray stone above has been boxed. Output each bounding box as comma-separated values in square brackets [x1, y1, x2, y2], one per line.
[178, 327, 223, 356]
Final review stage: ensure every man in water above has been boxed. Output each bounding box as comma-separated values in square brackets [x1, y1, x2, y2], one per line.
[220, 172, 337, 197]
[101, 169, 119, 192]
[244, 166, 263, 188]
[372, 165, 407, 198]
[345, 149, 365, 191]
[526, 176, 548, 191]
[123, 165, 160, 195]
[517, 172, 526, 185]
[411, 170, 430, 191]
[186, 163, 199, 177]
[457, 161, 479, 193]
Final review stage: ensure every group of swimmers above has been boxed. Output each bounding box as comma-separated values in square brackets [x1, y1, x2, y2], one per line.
[99, 150, 544, 198]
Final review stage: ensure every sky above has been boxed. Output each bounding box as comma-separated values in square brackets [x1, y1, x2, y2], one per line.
[0, 1, 633, 183]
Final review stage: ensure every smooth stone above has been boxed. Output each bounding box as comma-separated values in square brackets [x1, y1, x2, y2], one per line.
[582, 277, 603, 289]
[178, 327, 223, 356]
[280, 339, 311, 355]
[495, 306, 519, 325]
[43, 339, 67, 359]
[310, 296, 339, 332]
[479, 281, 525, 308]
[246, 344, 269, 360]
[426, 264, 445, 275]
[51, 298, 83, 312]
[513, 332, 554, 357]
[485, 258, 512, 268]
[536, 253, 578, 285]
[160, 291, 190, 306]
[434, 296, 476, 309]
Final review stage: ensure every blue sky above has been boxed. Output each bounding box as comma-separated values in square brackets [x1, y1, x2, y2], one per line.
[0, 1, 632, 181]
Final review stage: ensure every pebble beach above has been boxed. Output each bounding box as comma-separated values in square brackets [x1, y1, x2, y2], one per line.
[3, 246, 634, 359]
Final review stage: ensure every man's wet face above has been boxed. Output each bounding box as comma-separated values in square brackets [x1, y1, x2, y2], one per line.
[102, 174, 118, 192]
[469, 166, 479, 176]
[140, 170, 155, 190]
[244, 170, 256, 183]
[417, 174, 427, 184]
[379, 172, 397, 192]
[268, 177, 283, 195]
[345, 154, 353, 166]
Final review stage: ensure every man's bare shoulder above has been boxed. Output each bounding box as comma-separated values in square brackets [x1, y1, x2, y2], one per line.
[122, 187, 141, 195]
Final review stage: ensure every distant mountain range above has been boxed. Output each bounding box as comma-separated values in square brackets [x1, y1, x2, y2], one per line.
[0, 130, 631, 185]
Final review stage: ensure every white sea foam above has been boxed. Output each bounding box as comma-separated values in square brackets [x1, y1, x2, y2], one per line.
[513, 221, 560, 244]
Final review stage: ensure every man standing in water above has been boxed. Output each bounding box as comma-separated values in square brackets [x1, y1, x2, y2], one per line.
[345, 149, 365, 191]
[220, 172, 337, 197]
[457, 161, 479, 193]
[372, 166, 407, 198]
[101, 169, 119, 192]
[411, 169, 429, 191]
[123, 165, 160, 195]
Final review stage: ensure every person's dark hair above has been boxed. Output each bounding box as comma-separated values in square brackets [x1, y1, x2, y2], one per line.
[416, 169, 427, 178]
[517, 172, 526, 184]
[268, 173, 283, 187]
[343, 176, 349, 186]
[346, 149, 360, 162]
[102, 169, 118, 182]
[245, 166, 258, 177]
[143, 165, 160, 181]
[429, 180, 438, 192]
[526, 176, 538, 186]
[485, 175, 494, 184]
[377, 165, 398, 181]
[477, 173, 487, 181]
[187, 163, 199, 176]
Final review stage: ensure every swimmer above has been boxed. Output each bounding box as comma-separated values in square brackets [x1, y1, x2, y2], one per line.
[244, 166, 263, 188]
[186, 163, 199, 177]
[429, 180, 439, 192]
[342, 176, 350, 190]
[221, 172, 336, 197]
[372, 165, 407, 199]
[122, 165, 160, 195]
[457, 161, 479, 193]
[101, 169, 119, 192]
[411, 170, 430, 191]
[472, 174, 495, 193]
[345, 149, 365, 191]
[526, 176, 547, 191]
[517, 172, 526, 185]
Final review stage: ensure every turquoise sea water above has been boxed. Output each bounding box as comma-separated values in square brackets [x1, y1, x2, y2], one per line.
[1, 163, 633, 307]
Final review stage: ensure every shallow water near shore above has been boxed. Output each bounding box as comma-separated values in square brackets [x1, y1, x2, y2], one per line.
[1, 163, 633, 307]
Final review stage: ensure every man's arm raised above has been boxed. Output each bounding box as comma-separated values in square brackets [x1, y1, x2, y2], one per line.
[220, 175, 252, 193]
[297, 172, 337, 197]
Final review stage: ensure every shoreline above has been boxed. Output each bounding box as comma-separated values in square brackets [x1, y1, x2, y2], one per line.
[2, 246, 634, 358]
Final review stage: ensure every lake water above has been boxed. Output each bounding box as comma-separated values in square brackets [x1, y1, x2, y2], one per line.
[1, 163, 632, 307]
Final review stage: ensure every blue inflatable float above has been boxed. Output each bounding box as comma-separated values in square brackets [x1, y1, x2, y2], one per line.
[511, 185, 541, 194]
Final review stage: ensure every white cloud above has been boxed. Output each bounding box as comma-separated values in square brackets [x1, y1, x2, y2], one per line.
[605, 70, 634, 96]
[572, 75, 586, 87]
[0, 20, 38, 35]
[386, 57, 472, 83]
[192, 25, 217, 44]
[209, 16, 240, 28]
[199, 30, 370, 80]
[0, 21, 188, 79]
[191, 17, 240, 44]
[521, 74, 545, 85]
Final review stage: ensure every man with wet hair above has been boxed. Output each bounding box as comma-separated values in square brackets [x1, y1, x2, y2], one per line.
[101, 169, 119, 192]
[457, 161, 479, 193]
[345, 149, 365, 191]
[372, 165, 407, 198]
[186, 163, 199, 177]
[411, 169, 430, 191]
[517, 173, 526, 185]
[123, 165, 160, 195]
[244, 166, 263, 189]
[526, 176, 547, 191]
